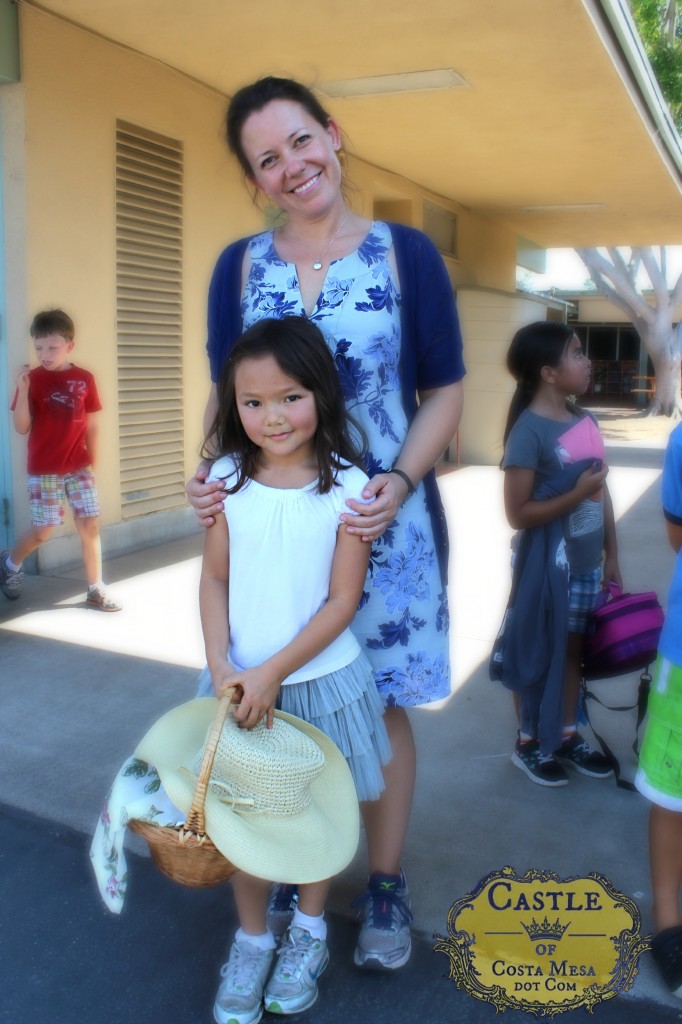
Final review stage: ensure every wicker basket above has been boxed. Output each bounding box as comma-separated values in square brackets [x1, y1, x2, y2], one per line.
[129, 690, 238, 888]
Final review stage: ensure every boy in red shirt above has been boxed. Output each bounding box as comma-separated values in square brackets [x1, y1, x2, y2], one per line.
[1, 309, 121, 611]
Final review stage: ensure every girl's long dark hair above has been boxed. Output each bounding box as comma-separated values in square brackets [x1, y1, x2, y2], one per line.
[204, 317, 366, 494]
[502, 321, 576, 446]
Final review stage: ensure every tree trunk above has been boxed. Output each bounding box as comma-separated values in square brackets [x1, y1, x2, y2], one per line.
[575, 247, 682, 416]
[643, 322, 682, 417]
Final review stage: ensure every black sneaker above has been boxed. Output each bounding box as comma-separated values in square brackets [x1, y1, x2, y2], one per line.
[511, 739, 568, 787]
[554, 733, 613, 779]
[652, 926, 682, 999]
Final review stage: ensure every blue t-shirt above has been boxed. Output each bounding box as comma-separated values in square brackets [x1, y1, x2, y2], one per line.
[660, 422, 682, 664]
[503, 408, 605, 574]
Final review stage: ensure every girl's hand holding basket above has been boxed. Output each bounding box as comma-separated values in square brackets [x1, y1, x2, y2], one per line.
[230, 662, 281, 731]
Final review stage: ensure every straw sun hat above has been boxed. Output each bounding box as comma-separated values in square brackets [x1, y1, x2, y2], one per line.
[135, 697, 360, 884]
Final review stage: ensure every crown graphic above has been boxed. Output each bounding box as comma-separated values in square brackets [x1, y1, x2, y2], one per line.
[521, 916, 570, 942]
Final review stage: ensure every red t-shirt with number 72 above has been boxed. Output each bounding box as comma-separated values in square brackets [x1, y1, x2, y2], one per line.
[11, 364, 102, 474]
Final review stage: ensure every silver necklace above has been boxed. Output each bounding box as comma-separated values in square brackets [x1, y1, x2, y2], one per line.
[291, 215, 348, 271]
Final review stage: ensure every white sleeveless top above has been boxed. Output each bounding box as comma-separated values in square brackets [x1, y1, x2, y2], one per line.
[208, 455, 371, 684]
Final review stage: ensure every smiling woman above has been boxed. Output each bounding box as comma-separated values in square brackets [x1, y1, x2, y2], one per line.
[185, 74, 465, 992]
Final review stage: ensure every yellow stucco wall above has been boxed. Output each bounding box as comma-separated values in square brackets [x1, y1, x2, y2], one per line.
[457, 289, 556, 465]
[348, 157, 518, 292]
[2, 7, 528, 566]
[4, 6, 261, 552]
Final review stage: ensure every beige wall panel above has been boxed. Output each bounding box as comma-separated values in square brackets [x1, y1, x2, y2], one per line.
[456, 290, 516, 311]
[575, 296, 632, 322]
[462, 363, 516, 394]
[458, 290, 551, 465]
[573, 293, 681, 323]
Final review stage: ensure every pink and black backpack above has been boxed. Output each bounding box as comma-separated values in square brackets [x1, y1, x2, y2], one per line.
[581, 582, 664, 790]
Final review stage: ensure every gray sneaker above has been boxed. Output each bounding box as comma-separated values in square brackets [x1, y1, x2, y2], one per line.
[213, 939, 273, 1024]
[353, 870, 413, 970]
[0, 550, 23, 601]
[264, 925, 329, 1014]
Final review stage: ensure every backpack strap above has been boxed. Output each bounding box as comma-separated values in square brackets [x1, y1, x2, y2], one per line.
[580, 669, 651, 791]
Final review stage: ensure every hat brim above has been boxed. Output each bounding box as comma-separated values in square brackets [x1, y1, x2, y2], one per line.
[135, 697, 360, 884]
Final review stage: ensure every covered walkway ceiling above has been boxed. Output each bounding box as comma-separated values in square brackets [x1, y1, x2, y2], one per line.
[27, 0, 682, 246]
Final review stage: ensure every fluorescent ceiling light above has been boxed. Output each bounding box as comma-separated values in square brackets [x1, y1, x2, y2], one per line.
[521, 203, 606, 212]
[317, 69, 469, 98]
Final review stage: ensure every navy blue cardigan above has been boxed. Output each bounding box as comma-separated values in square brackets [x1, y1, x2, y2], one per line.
[490, 459, 597, 754]
[205, 223, 466, 584]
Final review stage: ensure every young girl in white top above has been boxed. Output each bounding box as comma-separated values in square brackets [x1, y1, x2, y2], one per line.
[198, 315, 391, 1024]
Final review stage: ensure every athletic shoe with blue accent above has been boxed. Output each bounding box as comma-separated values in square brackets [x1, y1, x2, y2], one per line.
[263, 926, 329, 1014]
[353, 870, 413, 970]
[213, 939, 273, 1024]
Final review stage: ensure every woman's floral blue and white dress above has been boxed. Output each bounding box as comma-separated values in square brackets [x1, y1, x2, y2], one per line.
[241, 221, 449, 707]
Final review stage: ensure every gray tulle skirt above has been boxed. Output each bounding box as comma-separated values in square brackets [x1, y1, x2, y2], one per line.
[195, 652, 392, 801]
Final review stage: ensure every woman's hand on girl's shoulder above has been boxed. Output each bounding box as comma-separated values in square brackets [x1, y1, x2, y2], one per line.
[186, 460, 227, 527]
[340, 472, 407, 542]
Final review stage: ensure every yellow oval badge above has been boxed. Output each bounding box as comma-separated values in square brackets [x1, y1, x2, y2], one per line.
[435, 867, 649, 1016]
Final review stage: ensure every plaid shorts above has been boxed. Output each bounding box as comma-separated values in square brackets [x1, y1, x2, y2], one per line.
[636, 657, 682, 811]
[28, 466, 100, 526]
[567, 566, 602, 634]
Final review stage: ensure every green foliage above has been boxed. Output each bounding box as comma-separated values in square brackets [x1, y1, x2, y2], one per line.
[630, 0, 682, 128]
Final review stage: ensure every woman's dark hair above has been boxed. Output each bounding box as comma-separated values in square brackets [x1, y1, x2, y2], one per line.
[204, 316, 366, 494]
[226, 76, 333, 177]
[503, 321, 576, 446]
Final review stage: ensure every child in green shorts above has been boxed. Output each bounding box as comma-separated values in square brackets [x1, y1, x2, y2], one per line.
[636, 421, 682, 997]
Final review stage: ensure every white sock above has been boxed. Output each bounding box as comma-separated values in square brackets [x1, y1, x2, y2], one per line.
[292, 908, 327, 941]
[235, 927, 276, 951]
[519, 732, 534, 743]
[88, 581, 104, 592]
[6, 556, 22, 572]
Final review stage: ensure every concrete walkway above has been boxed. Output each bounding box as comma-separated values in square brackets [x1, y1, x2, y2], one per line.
[0, 434, 678, 1021]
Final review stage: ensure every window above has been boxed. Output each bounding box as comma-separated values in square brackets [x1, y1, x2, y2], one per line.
[585, 326, 617, 361]
[423, 201, 457, 258]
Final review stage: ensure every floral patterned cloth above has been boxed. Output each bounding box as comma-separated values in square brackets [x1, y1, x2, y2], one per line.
[241, 222, 449, 706]
[90, 757, 185, 913]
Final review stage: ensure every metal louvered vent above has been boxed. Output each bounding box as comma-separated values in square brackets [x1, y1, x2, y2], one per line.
[116, 121, 184, 519]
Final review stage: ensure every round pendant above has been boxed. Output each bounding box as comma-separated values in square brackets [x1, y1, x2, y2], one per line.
[312, 261, 323, 271]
